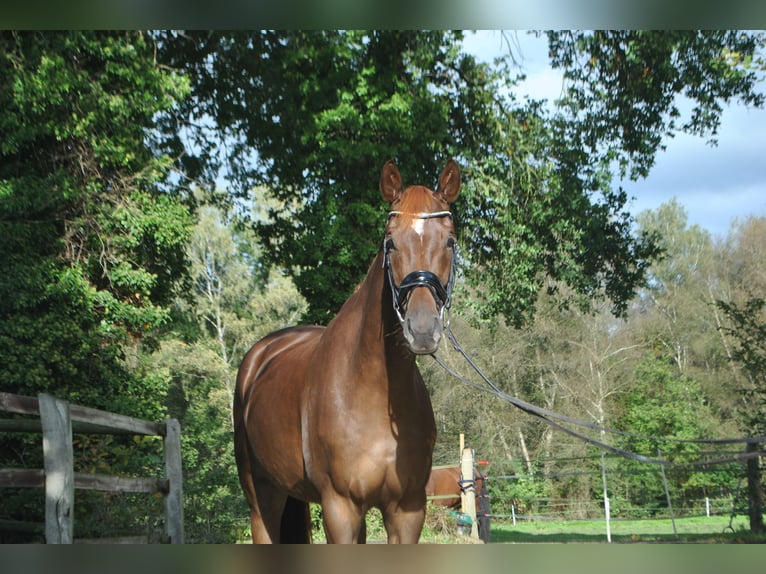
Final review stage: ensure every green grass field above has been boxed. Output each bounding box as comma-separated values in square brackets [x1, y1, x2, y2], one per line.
[272, 507, 763, 543]
[485, 515, 762, 543]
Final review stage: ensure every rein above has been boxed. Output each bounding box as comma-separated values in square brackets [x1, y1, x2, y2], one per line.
[383, 211, 458, 323]
[432, 325, 766, 468]
[380, 208, 765, 467]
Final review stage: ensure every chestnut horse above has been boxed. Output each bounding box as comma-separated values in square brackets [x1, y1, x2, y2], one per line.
[426, 466, 491, 542]
[234, 160, 461, 543]
[425, 466, 486, 510]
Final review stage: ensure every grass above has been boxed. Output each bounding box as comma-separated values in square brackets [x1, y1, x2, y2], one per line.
[485, 515, 765, 544]
[270, 505, 764, 544]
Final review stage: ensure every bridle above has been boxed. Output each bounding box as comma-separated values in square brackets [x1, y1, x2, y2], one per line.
[382, 210, 458, 324]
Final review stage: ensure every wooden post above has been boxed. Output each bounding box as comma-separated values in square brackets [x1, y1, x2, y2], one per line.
[163, 418, 184, 543]
[39, 394, 74, 544]
[459, 435, 478, 539]
[746, 440, 763, 533]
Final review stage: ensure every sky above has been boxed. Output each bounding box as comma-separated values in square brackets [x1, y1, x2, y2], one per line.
[463, 30, 766, 239]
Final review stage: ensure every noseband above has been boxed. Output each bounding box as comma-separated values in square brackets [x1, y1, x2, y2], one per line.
[382, 211, 458, 324]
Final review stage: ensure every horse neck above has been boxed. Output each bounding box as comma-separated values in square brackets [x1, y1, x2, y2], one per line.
[321, 252, 431, 429]
[336, 251, 418, 381]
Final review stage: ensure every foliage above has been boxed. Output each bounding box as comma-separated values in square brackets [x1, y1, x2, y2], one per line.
[0, 30, 191, 540]
[546, 30, 765, 180]
[716, 297, 766, 435]
[158, 30, 475, 323]
[427, 213, 763, 528]
[614, 357, 736, 507]
[714, 216, 766, 436]
[632, 200, 736, 406]
[153, 30, 721, 328]
[489, 461, 554, 517]
[153, 201, 306, 543]
[0, 30, 192, 414]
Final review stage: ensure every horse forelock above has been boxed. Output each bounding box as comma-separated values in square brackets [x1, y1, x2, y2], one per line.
[392, 186, 447, 227]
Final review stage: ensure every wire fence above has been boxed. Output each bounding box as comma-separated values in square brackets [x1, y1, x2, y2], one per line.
[478, 456, 763, 525]
[486, 494, 739, 522]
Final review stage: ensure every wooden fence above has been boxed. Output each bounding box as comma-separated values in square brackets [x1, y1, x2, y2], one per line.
[0, 392, 183, 543]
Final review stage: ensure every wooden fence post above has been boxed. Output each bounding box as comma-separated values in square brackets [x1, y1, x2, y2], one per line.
[746, 440, 763, 533]
[163, 418, 184, 543]
[459, 434, 478, 540]
[39, 393, 74, 544]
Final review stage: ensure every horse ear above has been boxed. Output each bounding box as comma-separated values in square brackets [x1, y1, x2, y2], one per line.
[380, 161, 403, 203]
[436, 159, 460, 203]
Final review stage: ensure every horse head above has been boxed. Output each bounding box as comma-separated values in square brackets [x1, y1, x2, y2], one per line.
[380, 160, 460, 354]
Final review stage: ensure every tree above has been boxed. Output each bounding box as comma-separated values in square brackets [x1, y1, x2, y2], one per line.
[0, 31, 192, 413]
[715, 218, 766, 435]
[158, 30, 743, 327]
[634, 200, 720, 373]
[546, 30, 765, 180]
[716, 292, 766, 534]
[159, 30, 473, 323]
[0, 30, 192, 541]
[615, 357, 732, 513]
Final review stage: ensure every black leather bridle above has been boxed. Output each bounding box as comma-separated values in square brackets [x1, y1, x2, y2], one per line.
[382, 210, 458, 323]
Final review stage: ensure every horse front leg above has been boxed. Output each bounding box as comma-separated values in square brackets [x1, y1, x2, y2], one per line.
[383, 498, 426, 544]
[321, 492, 366, 543]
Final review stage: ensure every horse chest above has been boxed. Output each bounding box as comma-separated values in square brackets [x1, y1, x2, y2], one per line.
[305, 383, 434, 496]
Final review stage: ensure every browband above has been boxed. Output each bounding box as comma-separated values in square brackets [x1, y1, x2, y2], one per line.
[387, 210, 453, 222]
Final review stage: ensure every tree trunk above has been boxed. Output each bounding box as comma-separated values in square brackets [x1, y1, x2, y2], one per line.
[517, 428, 532, 474]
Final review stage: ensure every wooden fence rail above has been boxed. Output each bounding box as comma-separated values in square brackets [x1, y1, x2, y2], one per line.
[0, 392, 183, 543]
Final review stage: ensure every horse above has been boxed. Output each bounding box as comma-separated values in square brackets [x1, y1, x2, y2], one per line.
[425, 466, 486, 510]
[233, 159, 461, 543]
[425, 465, 492, 543]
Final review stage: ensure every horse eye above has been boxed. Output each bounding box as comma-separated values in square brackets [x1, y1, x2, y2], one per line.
[447, 237, 456, 249]
[385, 238, 396, 252]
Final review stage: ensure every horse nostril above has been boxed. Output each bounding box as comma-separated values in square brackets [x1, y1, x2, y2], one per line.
[403, 314, 443, 354]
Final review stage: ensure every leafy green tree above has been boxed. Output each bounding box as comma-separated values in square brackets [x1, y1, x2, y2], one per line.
[158, 30, 490, 323]
[546, 30, 765, 180]
[524, 30, 763, 324]
[0, 31, 191, 540]
[0, 31, 192, 413]
[155, 30, 700, 327]
[615, 357, 733, 512]
[717, 297, 766, 435]
[634, 201, 723, 373]
[715, 218, 766, 437]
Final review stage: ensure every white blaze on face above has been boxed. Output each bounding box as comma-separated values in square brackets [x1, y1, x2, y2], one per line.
[412, 217, 425, 236]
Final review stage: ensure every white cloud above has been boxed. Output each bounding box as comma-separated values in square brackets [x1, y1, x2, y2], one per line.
[464, 30, 766, 237]
[626, 100, 766, 237]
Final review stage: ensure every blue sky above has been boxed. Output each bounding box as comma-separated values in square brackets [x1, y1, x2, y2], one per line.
[464, 30, 766, 238]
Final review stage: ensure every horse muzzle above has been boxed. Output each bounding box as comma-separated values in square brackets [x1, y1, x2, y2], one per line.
[401, 300, 444, 355]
